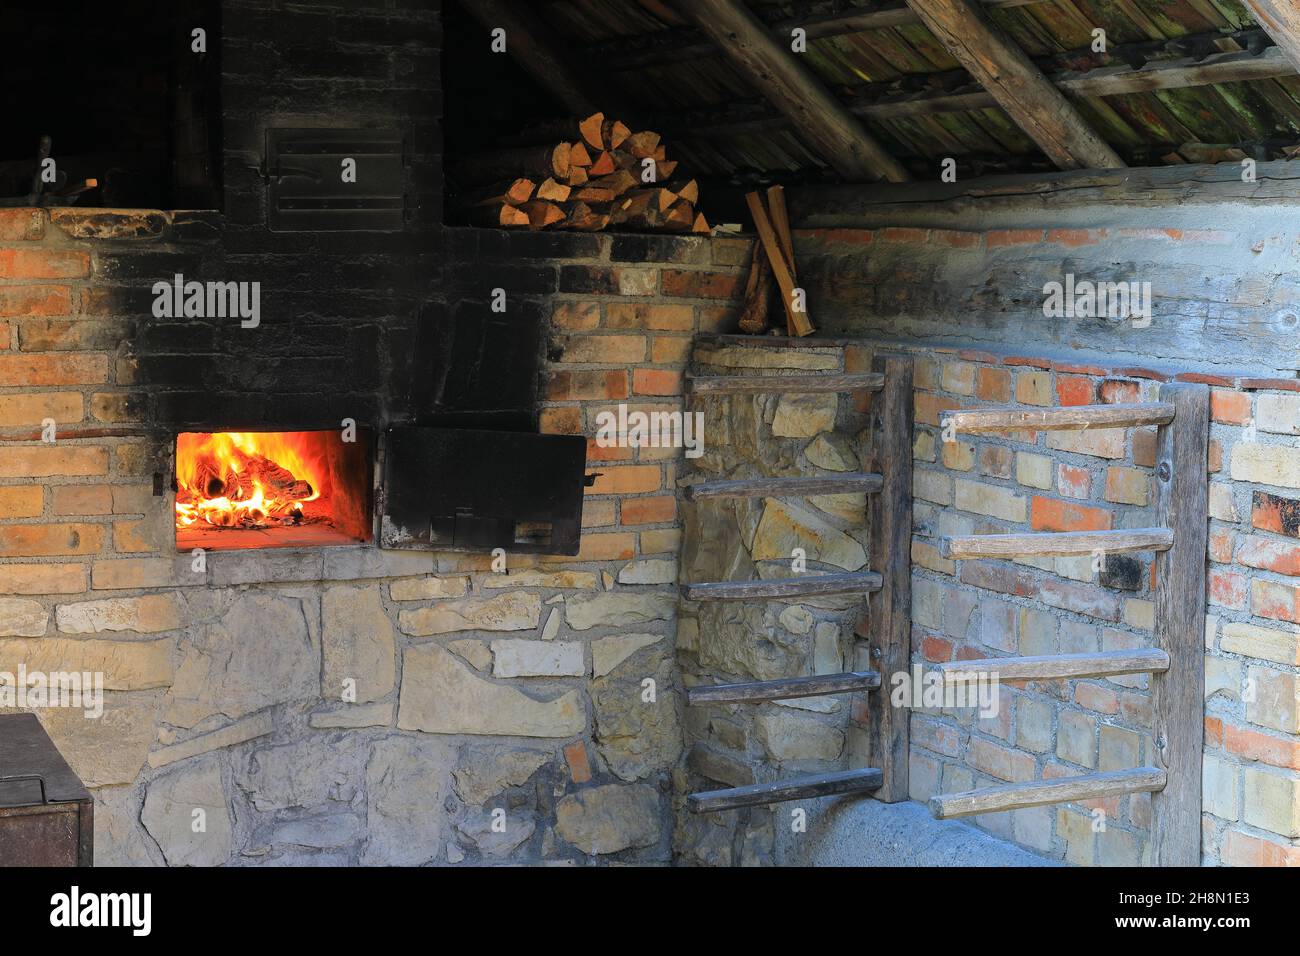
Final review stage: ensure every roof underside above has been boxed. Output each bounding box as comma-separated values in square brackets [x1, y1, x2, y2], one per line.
[543, 0, 1300, 182]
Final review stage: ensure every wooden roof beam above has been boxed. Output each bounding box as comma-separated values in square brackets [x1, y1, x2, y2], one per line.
[675, 0, 911, 183]
[1246, 1, 1300, 70]
[903, 0, 1125, 170]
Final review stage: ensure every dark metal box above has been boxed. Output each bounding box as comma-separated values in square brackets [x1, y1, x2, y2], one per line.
[0, 714, 93, 867]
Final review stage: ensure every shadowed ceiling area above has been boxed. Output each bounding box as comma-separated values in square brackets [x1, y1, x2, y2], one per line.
[449, 0, 1300, 186]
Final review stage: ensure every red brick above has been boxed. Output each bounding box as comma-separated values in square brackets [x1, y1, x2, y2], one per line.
[586, 438, 632, 462]
[632, 368, 682, 396]
[986, 229, 1044, 247]
[0, 446, 108, 477]
[539, 407, 582, 435]
[586, 465, 662, 495]
[1208, 439, 1223, 473]
[1102, 379, 1144, 405]
[931, 230, 980, 249]
[1237, 537, 1300, 575]
[660, 269, 742, 300]
[0, 353, 107, 386]
[1208, 568, 1247, 610]
[1132, 428, 1157, 467]
[0, 322, 8, 349]
[563, 742, 593, 784]
[959, 561, 1035, 597]
[51, 485, 113, 515]
[1223, 723, 1300, 770]
[1205, 716, 1223, 748]
[551, 301, 600, 331]
[1075, 683, 1119, 715]
[0, 523, 105, 557]
[542, 532, 636, 563]
[803, 228, 873, 247]
[1251, 578, 1300, 622]
[1056, 464, 1091, 499]
[920, 634, 953, 662]
[1221, 830, 1300, 867]
[0, 248, 90, 279]
[606, 302, 694, 330]
[621, 495, 676, 525]
[650, 336, 691, 364]
[0, 487, 43, 519]
[1055, 375, 1095, 407]
[1208, 529, 1235, 564]
[1032, 497, 1111, 532]
[1003, 355, 1053, 369]
[914, 392, 959, 426]
[0, 209, 43, 241]
[545, 370, 628, 401]
[0, 285, 72, 317]
[1047, 228, 1103, 247]
[1211, 389, 1252, 424]
[880, 227, 927, 244]
[1252, 490, 1300, 538]
[975, 367, 1011, 403]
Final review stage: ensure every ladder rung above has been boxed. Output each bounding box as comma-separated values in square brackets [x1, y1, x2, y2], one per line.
[690, 768, 883, 813]
[929, 767, 1166, 819]
[684, 473, 883, 500]
[934, 648, 1170, 684]
[686, 373, 885, 395]
[686, 671, 881, 705]
[681, 572, 883, 601]
[941, 527, 1173, 560]
[941, 402, 1174, 433]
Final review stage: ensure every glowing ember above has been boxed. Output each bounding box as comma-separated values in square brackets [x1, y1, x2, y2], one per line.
[175, 432, 328, 530]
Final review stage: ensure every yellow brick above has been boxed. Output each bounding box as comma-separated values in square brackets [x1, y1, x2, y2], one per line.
[1230, 443, 1300, 488]
[941, 440, 974, 471]
[0, 563, 87, 594]
[0, 446, 108, 477]
[0, 486, 43, 518]
[1243, 768, 1300, 837]
[954, 478, 1027, 522]
[0, 392, 82, 427]
[1104, 466, 1151, 505]
[1015, 453, 1053, 490]
[1015, 370, 1052, 406]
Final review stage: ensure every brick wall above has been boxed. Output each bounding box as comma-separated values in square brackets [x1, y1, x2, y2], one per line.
[0, 206, 749, 865]
[897, 343, 1300, 865]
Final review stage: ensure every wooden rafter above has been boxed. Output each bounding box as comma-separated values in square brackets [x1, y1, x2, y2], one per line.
[655, 46, 1295, 136]
[676, 0, 911, 183]
[903, 0, 1125, 170]
[1245, 0, 1300, 70]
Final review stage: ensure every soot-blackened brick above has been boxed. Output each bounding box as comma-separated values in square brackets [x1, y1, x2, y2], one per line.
[1100, 555, 1145, 592]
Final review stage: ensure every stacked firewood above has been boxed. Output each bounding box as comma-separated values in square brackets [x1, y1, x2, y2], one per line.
[454, 112, 709, 234]
[739, 185, 814, 337]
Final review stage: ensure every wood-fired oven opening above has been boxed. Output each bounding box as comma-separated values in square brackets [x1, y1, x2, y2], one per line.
[174, 430, 373, 551]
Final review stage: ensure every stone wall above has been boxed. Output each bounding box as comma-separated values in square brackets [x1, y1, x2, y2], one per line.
[0, 205, 752, 865]
[782, 173, 1300, 866]
[672, 338, 876, 866]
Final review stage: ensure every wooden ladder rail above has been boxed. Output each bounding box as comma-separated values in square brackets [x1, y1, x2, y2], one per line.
[680, 353, 914, 811]
[931, 387, 1208, 866]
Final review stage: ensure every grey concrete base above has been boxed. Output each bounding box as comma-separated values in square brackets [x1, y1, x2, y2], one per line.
[780, 796, 1061, 867]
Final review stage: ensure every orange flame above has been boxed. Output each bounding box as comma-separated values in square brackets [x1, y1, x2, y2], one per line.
[175, 432, 331, 530]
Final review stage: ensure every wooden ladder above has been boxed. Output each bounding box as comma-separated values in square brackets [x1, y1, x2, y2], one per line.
[681, 354, 914, 813]
[928, 386, 1209, 867]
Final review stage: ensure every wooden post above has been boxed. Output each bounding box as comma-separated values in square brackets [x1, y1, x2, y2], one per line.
[679, 0, 911, 183]
[1150, 383, 1209, 867]
[865, 355, 913, 801]
[903, 0, 1125, 170]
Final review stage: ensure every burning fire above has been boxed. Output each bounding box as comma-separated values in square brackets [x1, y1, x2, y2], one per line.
[175, 432, 329, 530]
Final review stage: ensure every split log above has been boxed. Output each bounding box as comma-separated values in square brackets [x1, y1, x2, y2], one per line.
[567, 167, 589, 186]
[666, 179, 699, 204]
[471, 177, 536, 206]
[467, 202, 530, 227]
[579, 112, 606, 150]
[565, 201, 612, 231]
[589, 151, 617, 176]
[746, 190, 814, 336]
[602, 118, 631, 149]
[569, 142, 592, 168]
[520, 199, 565, 229]
[655, 160, 678, 181]
[536, 177, 572, 202]
[692, 212, 711, 234]
[625, 130, 662, 158]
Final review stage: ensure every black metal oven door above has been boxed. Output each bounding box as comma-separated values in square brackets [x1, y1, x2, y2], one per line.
[380, 427, 587, 555]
